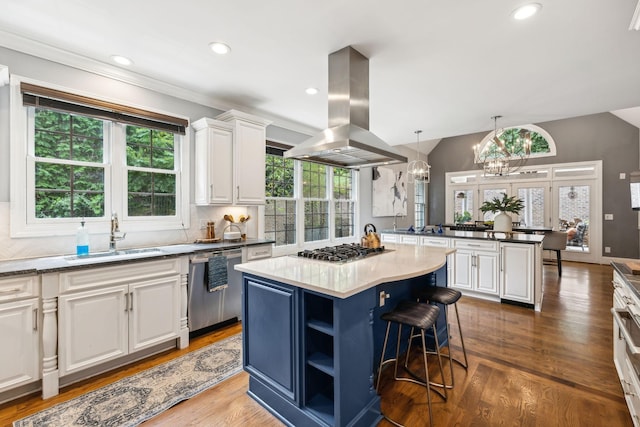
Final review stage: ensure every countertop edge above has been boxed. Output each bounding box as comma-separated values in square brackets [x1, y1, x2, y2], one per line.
[0, 239, 275, 277]
[236, 246, 452, 299]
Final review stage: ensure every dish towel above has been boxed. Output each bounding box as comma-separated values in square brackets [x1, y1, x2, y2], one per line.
[208, 255, 228, 292]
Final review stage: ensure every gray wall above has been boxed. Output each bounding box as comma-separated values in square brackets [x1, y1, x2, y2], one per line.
[428, 113, 640, 259]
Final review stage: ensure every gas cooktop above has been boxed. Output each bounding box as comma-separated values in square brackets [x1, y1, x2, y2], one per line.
[297, 243, 387, 263]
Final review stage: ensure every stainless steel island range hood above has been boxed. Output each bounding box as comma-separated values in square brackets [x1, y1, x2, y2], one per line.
[284, 46, 407, 169]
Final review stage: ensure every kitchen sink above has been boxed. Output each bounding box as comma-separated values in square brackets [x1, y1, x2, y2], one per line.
[64, 248, 167, 264]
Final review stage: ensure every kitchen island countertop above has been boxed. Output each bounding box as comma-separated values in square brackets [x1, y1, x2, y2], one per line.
[235, 244, 454, 299]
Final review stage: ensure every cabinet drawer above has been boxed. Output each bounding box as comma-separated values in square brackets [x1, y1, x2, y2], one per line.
[400, 235, 419, 245]
[59, 258, 183, 293]
[0, 275, 38, 302]
[453, 239, 498, 252]
[420, 237, 448, 248]
[380, 234, 397, 243]
[245, 245, 273, 261]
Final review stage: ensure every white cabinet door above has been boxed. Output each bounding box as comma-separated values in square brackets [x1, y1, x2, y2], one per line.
[0, 299, 39, 392]
[452, 239, 499, 296]
[217, 110, 271, 206]
[452, 250, 473, 291]
[129, 276, 181, 352]
[234, 120, 266, 205]
[193, 118, 234, 205]
[476, 251, 499, 295]
[59, 285, 129, 375]
[500, 243, 534, 304]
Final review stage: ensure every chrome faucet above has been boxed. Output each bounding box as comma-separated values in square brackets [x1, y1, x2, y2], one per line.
[109, 212, 126, 251]
[393, 213, 403, 232]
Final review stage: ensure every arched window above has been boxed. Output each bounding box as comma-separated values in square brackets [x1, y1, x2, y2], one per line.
[474, 124, 556, 163]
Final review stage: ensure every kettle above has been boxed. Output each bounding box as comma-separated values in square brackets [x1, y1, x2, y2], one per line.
[362, 224, 380, 248]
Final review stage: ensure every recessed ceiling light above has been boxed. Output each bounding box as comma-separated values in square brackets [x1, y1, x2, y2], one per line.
[305, 87, 319, 95]
[110, 55, 133, 66]
[512, 3, 542, 20]
[209, 42, 231, 55]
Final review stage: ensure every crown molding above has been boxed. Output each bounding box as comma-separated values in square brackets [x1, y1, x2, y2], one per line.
[0, 29, 319, 136]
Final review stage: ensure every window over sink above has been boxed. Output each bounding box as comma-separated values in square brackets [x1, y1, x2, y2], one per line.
[10, 77, 189, 237]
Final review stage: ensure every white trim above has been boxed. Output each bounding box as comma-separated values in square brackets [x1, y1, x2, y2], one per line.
[0, 64, 8, 87]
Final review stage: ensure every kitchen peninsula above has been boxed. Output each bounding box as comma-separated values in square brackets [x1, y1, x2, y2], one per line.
[381, 229, 545, 311]
[235, 244, 453, 427]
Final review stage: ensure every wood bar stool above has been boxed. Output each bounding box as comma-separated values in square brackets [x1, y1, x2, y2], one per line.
[376, 300, 447, 427]
[413, 287, 468, 390]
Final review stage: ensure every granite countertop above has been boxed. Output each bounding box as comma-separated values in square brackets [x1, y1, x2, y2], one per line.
[235, 244, 454, 299]
[0, 239, 274, 277]
[612, 262, 640, 299]
[381, 229, 545, 244]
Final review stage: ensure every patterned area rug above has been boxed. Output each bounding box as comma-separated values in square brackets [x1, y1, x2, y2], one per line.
[14, 334, 243, 427]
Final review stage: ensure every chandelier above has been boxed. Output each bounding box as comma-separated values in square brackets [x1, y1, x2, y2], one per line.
[407, 129, 431, 183]
[473, 116, 531, 177]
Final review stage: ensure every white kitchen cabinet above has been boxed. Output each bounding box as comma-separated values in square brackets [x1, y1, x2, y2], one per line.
[500, 242, 534, 305]
[58, 258, 184, 376]
[0, 275, 40, 394]
[216, 110, 271, 205]
[451, 239, 499, 296]
[193, 118, 234, 205]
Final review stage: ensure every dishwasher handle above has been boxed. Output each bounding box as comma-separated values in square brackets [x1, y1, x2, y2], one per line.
[191, 249, 242, 263]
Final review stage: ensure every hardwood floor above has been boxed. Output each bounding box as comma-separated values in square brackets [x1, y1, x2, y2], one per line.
[0, 262, 632, 426]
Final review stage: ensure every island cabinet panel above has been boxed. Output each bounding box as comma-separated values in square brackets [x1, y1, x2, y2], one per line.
[243, 277, 297, 399]
[242, 274, 383, 427]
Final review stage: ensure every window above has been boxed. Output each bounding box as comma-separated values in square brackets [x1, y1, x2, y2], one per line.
[125, 126, 176, 216]
[33, 109, 106, 218]
[264, 147, 296, 246]
[11, 78, 189, 237]
[414, 181, 426, 229]
[333, 167, 355, 238]
[303, 162, 329, 242]
[474, 124, 556, 163]
[264, 145, 357, 248]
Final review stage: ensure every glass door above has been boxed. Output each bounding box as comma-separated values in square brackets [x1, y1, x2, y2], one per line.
[451, 187, 475, 224]
[479, 184, 509, 222]
[552, 179, 597, 262]
[512, 183, 549, 227]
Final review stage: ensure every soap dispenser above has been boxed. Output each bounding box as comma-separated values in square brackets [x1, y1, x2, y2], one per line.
[76, 220, 89, 256]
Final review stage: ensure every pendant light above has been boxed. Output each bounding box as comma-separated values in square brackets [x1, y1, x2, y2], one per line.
[407, 130, 431, 183]
[473, 116, 531, 177]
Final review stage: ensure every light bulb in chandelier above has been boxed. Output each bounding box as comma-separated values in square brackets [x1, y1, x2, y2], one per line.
[407, 129, 431, 183]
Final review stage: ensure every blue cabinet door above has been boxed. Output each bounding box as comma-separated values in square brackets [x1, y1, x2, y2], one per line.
[243, 276, 297, 400]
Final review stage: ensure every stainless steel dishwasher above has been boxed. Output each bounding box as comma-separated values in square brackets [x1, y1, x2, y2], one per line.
[188, 248, 243, 333]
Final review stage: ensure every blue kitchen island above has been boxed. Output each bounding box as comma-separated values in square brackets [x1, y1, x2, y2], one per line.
[235, 244, 453, 427]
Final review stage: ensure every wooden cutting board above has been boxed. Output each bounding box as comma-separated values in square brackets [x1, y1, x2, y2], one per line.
[626, 261, 640, 275]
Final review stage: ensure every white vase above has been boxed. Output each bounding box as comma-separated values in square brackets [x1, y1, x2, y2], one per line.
[493, 212, 512, 232]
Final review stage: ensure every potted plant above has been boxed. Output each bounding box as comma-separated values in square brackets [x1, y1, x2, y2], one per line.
[479, 193, 524, 232]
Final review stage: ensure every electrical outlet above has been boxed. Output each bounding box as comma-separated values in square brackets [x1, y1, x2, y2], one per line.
[605, 214, 614, 221]
[379, 291, 388, 307]
[620, 172, 627, 180]
[199, 219, 207, 229]
[605, 246, 611, 254]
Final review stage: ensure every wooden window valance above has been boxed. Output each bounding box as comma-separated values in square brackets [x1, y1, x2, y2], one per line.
[21, 82, 188, 135]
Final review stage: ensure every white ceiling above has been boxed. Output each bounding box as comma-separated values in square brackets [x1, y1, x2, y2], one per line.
[1, 0, 640, 148]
